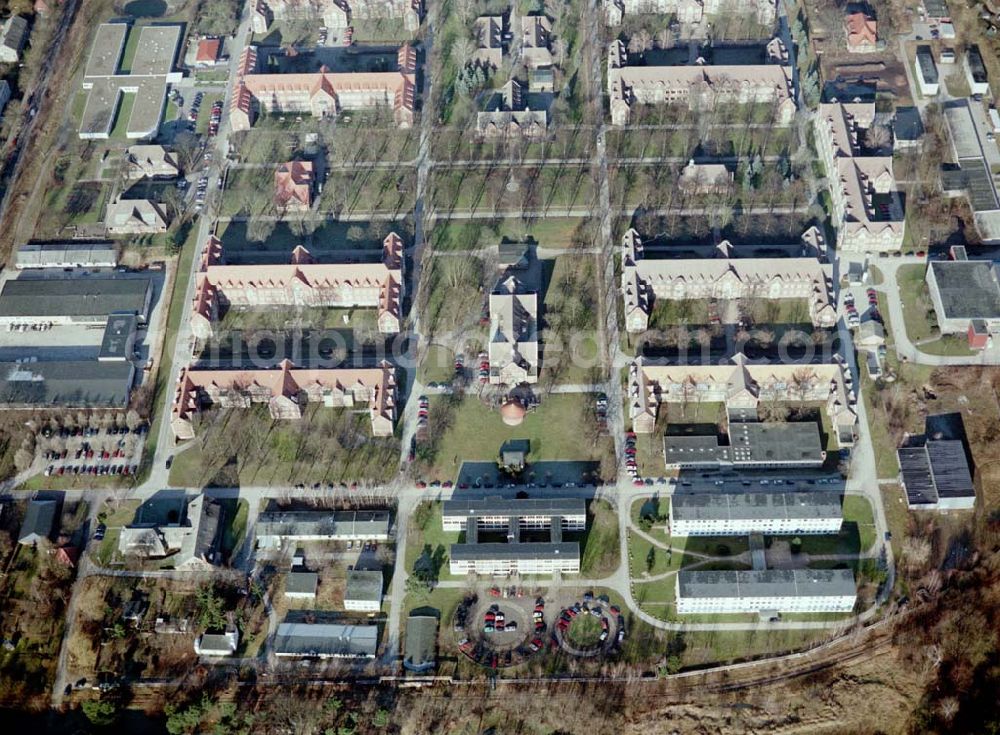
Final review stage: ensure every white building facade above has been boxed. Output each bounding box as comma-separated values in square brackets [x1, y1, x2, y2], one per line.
[676, 569, 857, 614]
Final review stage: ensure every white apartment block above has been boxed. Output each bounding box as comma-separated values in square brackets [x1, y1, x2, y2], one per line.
[608, 38, 795, 126]
[669, 492, 844, 537]
[620, 229, 836, 332]
[676, 569, 857, 614]
[814, 102, 905, 253]
[441, 498, 587, 532]
[604, 0, 776, 26]
[449, 544, 581, 576]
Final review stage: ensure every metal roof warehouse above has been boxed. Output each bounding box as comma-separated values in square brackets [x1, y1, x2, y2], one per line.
[0, 276, 152, 324]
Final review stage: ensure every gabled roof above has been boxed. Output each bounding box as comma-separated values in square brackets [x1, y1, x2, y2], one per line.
[18, 500, 57, 545]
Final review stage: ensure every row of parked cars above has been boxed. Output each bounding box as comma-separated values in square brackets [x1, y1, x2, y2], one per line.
[41, 424, 147, 439]
[46, 463, 138, 477]
[844, 288, 881, 328]
[624, 431, 644, 486]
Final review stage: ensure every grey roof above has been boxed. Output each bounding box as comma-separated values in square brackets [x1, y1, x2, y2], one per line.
[671, 492, 843, 523]
[967, 45, 987, 83]
[197, 632, 237, 654]
[0, 360, 134, 407]
[2, 16, 28, 53]
[285, 571, 318, 595]
[924, 0, 949, 17]
[0, 276, 151, 319]
[894, 106, 924, 141]
[345, 570, 383, 603]
[955, 158, 1000, 212]
[729, 422, 824, 463]
[498, 242, 530, 267]
[256, 510, 390, 539]
[927, 441, 975, 499]
[273, 622, 378, 658]
[15, 242, 117, 269]
[442, 497, 585, 519]
[944, 100, 984, 160]
[899, 440, 975, 505]
[677, 569, 856, 599]
[662, 434, 730, 464]
[928, 261, 1000, 319]
[450, 542, 579, 561]
[99, 314, 138, 361]
[664, 422, 824, 465]
[916, 45, 938, 84]
[18, 499, 57, 544]
[403, 615, 437, 671]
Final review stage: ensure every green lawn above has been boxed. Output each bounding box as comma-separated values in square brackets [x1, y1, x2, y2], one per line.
[627, 530, 692, 578]
[94, 500, 142, 566]
[631, 496, 669, 527]
[896, 263, 935, 342]
[418, 344, 458, 384]
[916, 335, 977, 357]
[540, 254, 604, 384]
[404, 502, 462, 584]
[577, 500, 620, 579]
[879, 483, 909, 559]
[429, 217, 596, 252]
[109, 93, 137, 140]
[420, 394, 614, 481]
[219, 499, 249, 559]
[681, 627, 833, 666]
[169, 405, 400, 488]
[648, 298, 711, 328]
[669, 535, 751, 557]
[768, 495, 875, 556]
[429, 166, 597, 212]
[632, 432, 668, 478]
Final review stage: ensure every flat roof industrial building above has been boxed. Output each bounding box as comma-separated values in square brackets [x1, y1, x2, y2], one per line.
[0, 360, 135, 407]
[926, 256, 1000, 339]
[0, 276, 152, 325]
[99, 314, 139, 361]
[942, 100, 1000, 241]
[663, 422, 825, 469]
[676, 569, 857, 614]
[898, 440, 976, 510]
[670, 492, 843, 536]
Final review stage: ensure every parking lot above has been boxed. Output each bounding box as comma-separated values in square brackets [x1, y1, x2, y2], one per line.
[37, 422, 148, 479]
[453, 586, 627, 669]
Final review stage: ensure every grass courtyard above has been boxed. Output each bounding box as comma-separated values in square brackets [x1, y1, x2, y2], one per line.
[418, 394, 615, 481]
[429, 217, 597, 252]
[169, 404, 400, 488]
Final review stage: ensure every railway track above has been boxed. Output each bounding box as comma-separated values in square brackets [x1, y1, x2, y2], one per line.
[107, 615, 897, 712]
